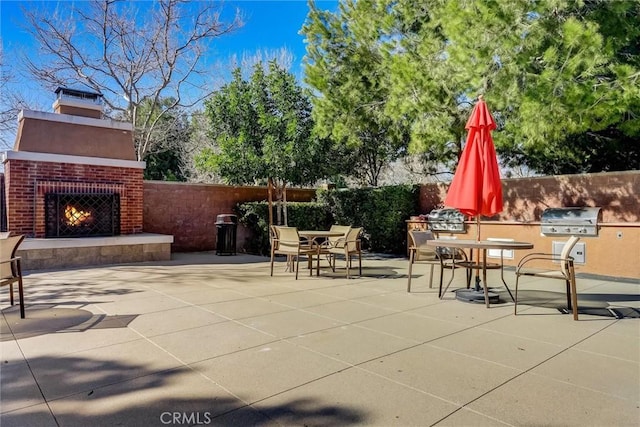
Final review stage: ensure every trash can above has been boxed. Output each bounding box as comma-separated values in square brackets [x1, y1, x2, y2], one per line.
[215, 214, 237, 255]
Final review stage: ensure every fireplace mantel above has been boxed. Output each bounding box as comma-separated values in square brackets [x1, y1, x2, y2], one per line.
[2, 150, 145, 169]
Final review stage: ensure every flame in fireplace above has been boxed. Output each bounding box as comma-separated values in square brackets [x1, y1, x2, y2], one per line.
[64, 204, 92, 226]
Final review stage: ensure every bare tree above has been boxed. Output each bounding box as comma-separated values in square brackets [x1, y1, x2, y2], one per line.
[19, 0, 242, 161]
[0, 46, 41, 150]
[0, 46, 16, 142]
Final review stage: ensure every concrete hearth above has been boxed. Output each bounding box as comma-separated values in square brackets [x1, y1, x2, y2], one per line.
[17, 233, 173, 271]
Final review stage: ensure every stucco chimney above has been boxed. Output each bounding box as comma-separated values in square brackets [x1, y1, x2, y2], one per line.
[53, 87, 104, 119]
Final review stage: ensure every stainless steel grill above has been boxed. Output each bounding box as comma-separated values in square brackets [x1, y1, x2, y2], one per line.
[427, 208, 466, 233]
[541, 207, 601, 237]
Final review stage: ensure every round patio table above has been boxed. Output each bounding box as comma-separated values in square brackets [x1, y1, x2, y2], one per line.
[426, 239, 534, 307]
[298, 230, 345, 276]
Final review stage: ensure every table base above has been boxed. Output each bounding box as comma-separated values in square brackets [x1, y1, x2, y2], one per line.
[455, 288, 500, 304]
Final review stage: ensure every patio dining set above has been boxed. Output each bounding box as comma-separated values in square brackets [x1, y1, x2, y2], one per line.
[1, 219, 594, 323]
[266, 223, 586, 321]
[269, 225, 363, 280]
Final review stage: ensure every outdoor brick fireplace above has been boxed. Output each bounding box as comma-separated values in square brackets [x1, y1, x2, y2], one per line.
[2, 87, 171, 270]
[5, 155, 143, 238]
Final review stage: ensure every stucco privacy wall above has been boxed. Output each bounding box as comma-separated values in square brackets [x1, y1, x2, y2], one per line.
[418, 170, 640, 279]
[2, 171, 637, 278]
[143, 181, 316, 252]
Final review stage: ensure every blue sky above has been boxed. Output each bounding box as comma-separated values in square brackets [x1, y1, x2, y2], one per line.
[0, 0, 338, 110]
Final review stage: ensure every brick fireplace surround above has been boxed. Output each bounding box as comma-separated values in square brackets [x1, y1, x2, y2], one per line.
[6, 155, 142, 237]
[3, 88, 172, 270]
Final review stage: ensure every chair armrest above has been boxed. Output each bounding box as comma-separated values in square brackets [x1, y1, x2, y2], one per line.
[0, 256, 21, 265]
[321, 237, 345, 249]
[276, 238, 304, 245]
[299, 237, 311, 246]
[346, 237, 362, 250]
[516, 253, 573, 270]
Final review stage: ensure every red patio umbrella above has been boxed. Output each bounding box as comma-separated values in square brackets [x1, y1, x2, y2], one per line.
[444, 95, 503, 239]
[444, 96, 503, 302]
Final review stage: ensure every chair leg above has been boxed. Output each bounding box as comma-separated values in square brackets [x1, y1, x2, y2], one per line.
[569, 272, 579, 321]
[358, 251, 362, 276]
[407, 251, 415, 292]
[270, 248, 278, 276]
[466, 250, 472, 288]
[9, 283, 14, 305]
[18, 276, 25, 319]
[514, 275, 520, 315]
[345, 250, 350, 279]
[428, 264, 434, 288]
[438, 261, 444, 298]
[295, 255, 300, 280]
[439, 260, 457, 298]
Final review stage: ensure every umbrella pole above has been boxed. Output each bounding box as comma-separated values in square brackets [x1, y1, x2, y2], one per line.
[475, 216, 481, 292]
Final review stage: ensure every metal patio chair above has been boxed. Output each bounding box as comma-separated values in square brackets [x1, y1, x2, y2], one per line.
[1, 235, 26, 318]
[326, 227, 363, 278]
[407, 230, 466, 296]
[514, 236, 581, 320]
[270, 226, 316, 279]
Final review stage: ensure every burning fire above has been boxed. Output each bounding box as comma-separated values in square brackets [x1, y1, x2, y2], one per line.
[64, 204, 92, 226]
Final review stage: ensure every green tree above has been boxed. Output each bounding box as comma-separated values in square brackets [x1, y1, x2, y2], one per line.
[302, 0, 409, 186]
[500, 0, 640, 173]
[303, 0, 639, 176]
[196, 61, 330, 224]
[391, 0, 640, 173]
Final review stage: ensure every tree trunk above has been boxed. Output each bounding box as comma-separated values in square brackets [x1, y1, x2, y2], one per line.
[282, 182, 288, 226]
[267, 177, 274, 228]
[275, 180, 283, 226]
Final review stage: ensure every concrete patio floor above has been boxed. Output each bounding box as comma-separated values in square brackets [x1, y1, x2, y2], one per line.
[1, 252, 639, 426]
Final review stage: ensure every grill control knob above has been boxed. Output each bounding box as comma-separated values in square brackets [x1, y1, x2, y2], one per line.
[550, 227, 556, 232]
[579, 227, 587, 233]
[564, 227, 571, 232]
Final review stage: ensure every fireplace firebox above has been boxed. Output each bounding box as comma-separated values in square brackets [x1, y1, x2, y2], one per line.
[45, 193, 120, 238]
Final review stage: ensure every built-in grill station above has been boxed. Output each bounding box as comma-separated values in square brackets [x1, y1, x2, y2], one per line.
[426, 208, 466, 233]
[540, 207, 601, 265]
[541, 207, 602, 237]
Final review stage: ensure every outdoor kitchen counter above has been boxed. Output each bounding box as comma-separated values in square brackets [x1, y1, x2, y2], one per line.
[426, 239, 534, 307]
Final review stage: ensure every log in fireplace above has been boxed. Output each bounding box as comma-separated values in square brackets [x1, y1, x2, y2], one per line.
[44, 193, 120, 238]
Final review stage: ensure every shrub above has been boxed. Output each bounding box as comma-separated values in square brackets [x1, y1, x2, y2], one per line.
[237, 185, 420, 255]
[317, 185, 420, 253]
[236, 201, 332, 255]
